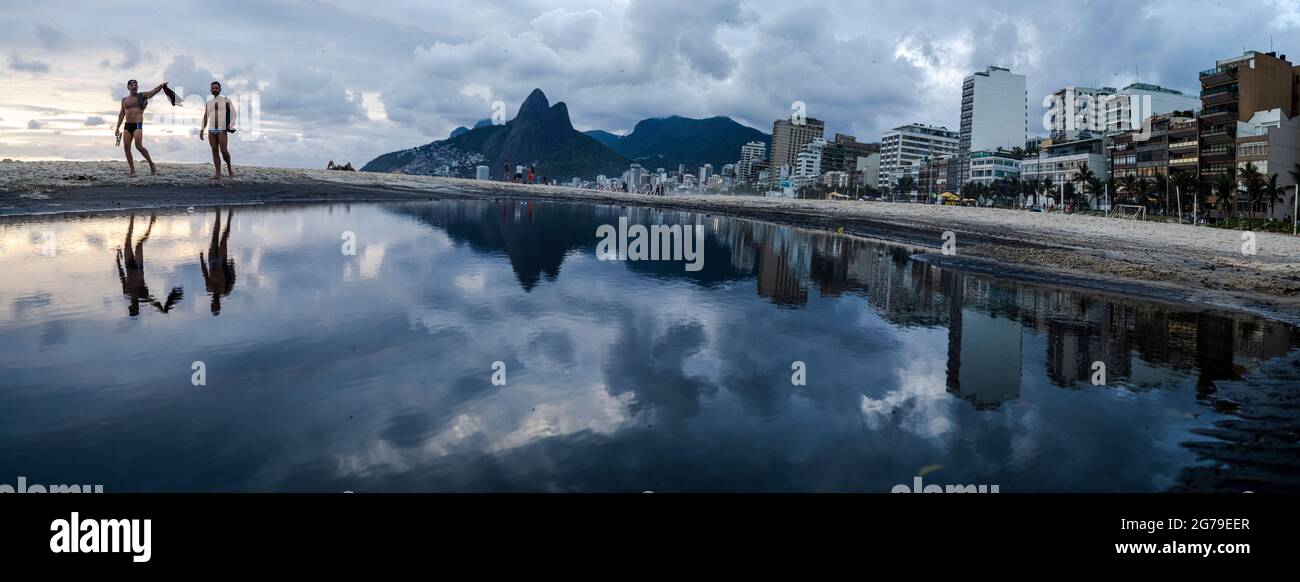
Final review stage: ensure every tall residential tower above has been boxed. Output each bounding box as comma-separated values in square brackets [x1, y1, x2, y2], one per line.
[958, 66, 1028, 186]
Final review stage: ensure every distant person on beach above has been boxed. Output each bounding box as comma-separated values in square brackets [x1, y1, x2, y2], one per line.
[528, 166, 535, 184]
[201, 81, 237, 180]
[514, 165, 524, 183]
[503, 160, 510, 181]
[114, 79, 170, 176]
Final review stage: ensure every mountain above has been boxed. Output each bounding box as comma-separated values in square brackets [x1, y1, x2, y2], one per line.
[449, 126, 469, 138]
[603, 116, 769, 171]
[584, 129, 621, 149]
[363, 89, 628, 180]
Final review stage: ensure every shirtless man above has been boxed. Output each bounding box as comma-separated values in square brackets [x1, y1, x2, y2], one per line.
[201, 81, 237, 179]
[114, 79, 168, 176]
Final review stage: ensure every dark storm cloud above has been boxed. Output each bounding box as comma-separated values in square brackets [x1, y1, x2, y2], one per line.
[5, 0, 1300, 166]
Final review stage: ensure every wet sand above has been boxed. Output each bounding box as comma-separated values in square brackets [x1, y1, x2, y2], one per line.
[5, 160, 1300, 323]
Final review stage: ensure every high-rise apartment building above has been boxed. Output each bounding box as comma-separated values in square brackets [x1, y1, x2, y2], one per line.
[1199, 50, 1300, 178]
[771, 117, 826, 186]
[879, 123, 958, 187]
[958, 66, 1028, 185]
[794, 138, 826, 185]
[738, 141, 766, 184]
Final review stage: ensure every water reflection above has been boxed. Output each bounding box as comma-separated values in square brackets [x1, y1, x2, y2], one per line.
[199, 208, 236, 315]
[115, 213, 183, 316]
[0, 199, 1296, 492]
[397, 200, 1291, 411]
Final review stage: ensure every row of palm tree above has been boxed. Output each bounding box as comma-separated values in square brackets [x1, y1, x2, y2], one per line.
[884, 160, 1299, 226]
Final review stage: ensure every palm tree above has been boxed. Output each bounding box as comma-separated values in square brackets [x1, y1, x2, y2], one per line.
[896, 176, 916, 203]
[1075, 166, 1097, 209]
[1288, 163, 1300, 226]
[1153, 174, 1170, 215]
[1241, 162, 1264, 221]
[1041, 176, 1056, 208]
[1087, 177, 1105, 211]
[1120, 174, 1139, 206]
[1267, 173, 1284, 220]
[1169, 169, 1197, 218]
[1021, 177, 1040, 208]
[1214, 172, 1237, 222]
[1134, 179, 1153, 215]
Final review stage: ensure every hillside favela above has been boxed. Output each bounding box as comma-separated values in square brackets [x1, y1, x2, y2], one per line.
[0, 0, 1297, 569]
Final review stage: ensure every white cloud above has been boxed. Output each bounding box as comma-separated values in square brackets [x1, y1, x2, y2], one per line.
[530, 8, 604, 51]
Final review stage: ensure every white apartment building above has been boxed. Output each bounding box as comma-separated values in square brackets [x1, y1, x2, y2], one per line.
[1044, 83, 1199, 140]
[959, 66, 1028, 184]
[794, 138, 826, 185]
[879, 123, 958, 187]
[739, 141, 766, 183]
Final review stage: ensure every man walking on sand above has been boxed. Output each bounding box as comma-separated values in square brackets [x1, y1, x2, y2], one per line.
[201, 81, 237, 179]
[114, 79, 169, 176]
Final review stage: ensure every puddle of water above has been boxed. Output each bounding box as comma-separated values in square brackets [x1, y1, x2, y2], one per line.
[0, 199, 1293, 492]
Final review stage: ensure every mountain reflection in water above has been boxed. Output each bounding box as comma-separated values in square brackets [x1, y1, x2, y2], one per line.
[0, 199, 1294, 492]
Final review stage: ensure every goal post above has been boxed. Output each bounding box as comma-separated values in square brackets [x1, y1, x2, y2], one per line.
[1109, 204, 1146, 220]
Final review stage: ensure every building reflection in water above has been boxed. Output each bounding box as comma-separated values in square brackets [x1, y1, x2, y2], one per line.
[199, 207, 237, 315]
[390, 199, 1296, 412]
[711, 214, 1294, 411]
[115, 213, 183, 316]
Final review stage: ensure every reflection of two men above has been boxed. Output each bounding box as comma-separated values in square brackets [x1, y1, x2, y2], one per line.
[200, 208, 237, 315]
[116, 213, 183, 316]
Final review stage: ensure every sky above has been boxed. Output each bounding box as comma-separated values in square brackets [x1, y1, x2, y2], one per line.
[3, 0, 1300, 168]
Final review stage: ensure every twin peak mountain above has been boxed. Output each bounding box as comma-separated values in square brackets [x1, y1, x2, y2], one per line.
[361, 88, 768, 180]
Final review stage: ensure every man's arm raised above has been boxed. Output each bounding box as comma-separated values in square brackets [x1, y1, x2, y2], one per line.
[143, 82, 168, 99]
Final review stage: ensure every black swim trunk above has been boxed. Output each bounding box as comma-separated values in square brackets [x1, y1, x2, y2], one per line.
[123, 122, 142, 133]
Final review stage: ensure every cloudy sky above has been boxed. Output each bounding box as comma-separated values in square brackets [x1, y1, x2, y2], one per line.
[3, 0, 1300, 168]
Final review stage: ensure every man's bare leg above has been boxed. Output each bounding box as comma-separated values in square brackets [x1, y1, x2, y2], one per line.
[132, 130, 157, 175]
[208, 134, 222, 179]
[218, 132, 234, 177]
[123, 134, 136, 176]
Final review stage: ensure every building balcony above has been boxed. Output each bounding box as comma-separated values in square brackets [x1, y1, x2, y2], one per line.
[1200, 109, 1235, 122]
[1201, 90, 1237, 107]
[1200, 130, 1235, 145]
[1199, 67, 1238, 88]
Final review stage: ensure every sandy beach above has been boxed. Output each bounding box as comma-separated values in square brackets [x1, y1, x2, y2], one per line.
[5, 159, 1300, 322]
